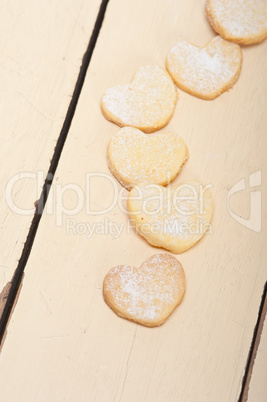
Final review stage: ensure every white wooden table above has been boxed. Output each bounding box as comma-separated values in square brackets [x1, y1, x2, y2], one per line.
[0, 0, 266, 401]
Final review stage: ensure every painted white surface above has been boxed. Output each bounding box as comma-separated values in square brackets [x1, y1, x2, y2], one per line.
[0, 0, 266, 401]
[0, 0, 101, 290]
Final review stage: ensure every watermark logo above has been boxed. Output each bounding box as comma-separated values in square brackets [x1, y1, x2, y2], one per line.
[227, 170, 261, 232]
[5, 169, 262, 236]
[66, 218, 128, 239]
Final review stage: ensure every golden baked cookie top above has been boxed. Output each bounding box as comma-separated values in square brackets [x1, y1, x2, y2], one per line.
[128, 181, 214, 253]
[103, 254, 186, 327]
[108, 127, 188, 190]
[166, 36, 242, 100]
[101, 65, 177, 133]
[206, 0, 267, 44]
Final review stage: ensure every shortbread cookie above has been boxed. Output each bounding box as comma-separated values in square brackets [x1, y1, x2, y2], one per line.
[128, 181, 213, 253]
[166, 36, 242, 100]
[101, 65, 177, 133]
[206, 0, 267, 45]
[103, 254, 185, 327]
[108, 127, 188, 190]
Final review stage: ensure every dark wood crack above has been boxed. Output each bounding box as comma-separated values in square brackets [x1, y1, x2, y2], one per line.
[0, 0, 110, 347]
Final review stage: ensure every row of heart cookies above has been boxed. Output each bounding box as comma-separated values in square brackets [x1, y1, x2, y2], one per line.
[102, 36, 242, 135]
[101, 35, 227, 329]
[102, 127, 212, 327]
[101, 41, 219, 329]
[99, 0, 267, 327]
[102, 156, 212, 326]
[102, 0, 267, 123]
[107, 127, 213, 253]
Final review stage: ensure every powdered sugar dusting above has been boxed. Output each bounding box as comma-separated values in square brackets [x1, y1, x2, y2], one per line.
[128, 182, 213, 253]
[108, 127, 188, 190]
[102, 65, 177, 132]
[207, 0, 267, 43]
[167, 36, 241, 99]
[104, 254, 185, 325]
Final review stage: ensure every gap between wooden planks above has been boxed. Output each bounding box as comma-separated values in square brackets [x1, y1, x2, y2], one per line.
[0, 0, 110, 345]
[0, 276, 24, 353]
[243, 285, 267, 402]
[0, 0, 266, 401]
[247, 308, 267, 402]
[0, 0, 102, 301]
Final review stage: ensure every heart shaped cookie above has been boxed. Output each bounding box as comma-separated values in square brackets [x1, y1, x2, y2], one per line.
[206, 0, 267, 45]
[128, 181, 213, 253]
[166, 36, 242, 100]
[108, 127, 188, 190]
[103, 254, 185, 327]
[101, 65, 177, 133]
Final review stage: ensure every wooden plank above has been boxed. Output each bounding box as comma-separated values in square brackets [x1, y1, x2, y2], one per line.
[0, 0, 266, 400]
[0, 283, 12, 320]
[247, 320, 267, 402]
[0, 276, 23, 352]
[0, 0, 102, 292]
[247, 294, 267, 402]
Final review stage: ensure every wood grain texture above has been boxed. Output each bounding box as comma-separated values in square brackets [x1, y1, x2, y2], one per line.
[0, 0, 266, 401]
[0, 0, 101, 291]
